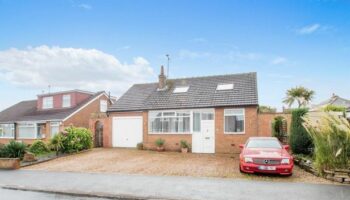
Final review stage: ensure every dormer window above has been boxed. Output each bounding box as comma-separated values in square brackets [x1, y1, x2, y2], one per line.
[62, 94, 71, 108]
[43, 96, 53, 109]
[216, 83, 234, 91]
[173, 86, 189, 93]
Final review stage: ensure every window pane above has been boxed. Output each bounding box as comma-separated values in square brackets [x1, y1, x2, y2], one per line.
[0, 124, 14, 138]
[225, 115, 244, 133]
[151, 118, 162, 132]
[163, 112, 175, 116]
[225, 109, 244, 116]
[193, 112, 201, 132]
[202, 113, 214, 120]
[43, 96, 53, 109]
[18, 123, 36, 138]
[50, 122, 60, 138]
[100, 100, 107, 112]
[62, 95, 71, 108]
[162, 118, 170, 132]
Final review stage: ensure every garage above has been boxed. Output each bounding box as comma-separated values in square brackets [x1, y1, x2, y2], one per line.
[112, 116, 143, 148]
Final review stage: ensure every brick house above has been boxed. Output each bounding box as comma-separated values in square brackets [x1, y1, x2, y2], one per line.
[0, 90, 112, 146]
[104, 66, 267, 153]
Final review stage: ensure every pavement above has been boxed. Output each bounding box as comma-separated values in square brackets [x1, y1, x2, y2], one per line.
[0, 170, 349, 200]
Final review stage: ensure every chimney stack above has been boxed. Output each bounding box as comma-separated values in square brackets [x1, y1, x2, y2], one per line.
[158, 65, 166, 90]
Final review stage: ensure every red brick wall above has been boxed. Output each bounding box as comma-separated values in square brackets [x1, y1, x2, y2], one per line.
[258, 113, 291, 137]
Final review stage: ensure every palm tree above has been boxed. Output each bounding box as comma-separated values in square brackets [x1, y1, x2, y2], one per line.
[283, 86, 315, 108]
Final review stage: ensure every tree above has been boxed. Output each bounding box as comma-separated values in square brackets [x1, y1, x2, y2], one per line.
[283, 86, 315, 108]
[289, 108, 313, 155]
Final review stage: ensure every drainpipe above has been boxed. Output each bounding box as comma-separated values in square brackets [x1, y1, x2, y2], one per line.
[14, 122, 17, 140]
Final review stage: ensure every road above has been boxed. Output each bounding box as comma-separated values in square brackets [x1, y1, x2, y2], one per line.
[0, 170, 349, 200]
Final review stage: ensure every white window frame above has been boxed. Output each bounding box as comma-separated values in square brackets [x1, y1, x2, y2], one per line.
[0, 124, 15, 139]
[43, 96, 53, 109]
[173, 86, 190, 93]
[216, 83, 234, 91]
[17, 122, 38, 139]
[50, 122, 60, 138]
[149, 109, 192, 134]
[224, 108, 245, 134]
[62, 94, 71, 108]
[100, 100, 108, 112]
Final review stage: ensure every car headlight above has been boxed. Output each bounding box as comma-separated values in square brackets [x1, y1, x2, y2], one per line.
[281, 158, 290, 164]
[244, 157, 253, 163]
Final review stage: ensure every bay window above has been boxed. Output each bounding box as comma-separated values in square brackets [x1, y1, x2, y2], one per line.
[224, 109, 245, 134]
[18, 122, 37, 139]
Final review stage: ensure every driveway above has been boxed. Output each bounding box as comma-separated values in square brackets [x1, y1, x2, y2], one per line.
[25, 148, 331, 184]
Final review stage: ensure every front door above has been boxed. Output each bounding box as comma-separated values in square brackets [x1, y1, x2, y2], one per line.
[192, 111, 215, 153]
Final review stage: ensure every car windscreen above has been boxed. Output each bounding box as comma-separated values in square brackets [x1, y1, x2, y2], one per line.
[246, 139, 282, 149]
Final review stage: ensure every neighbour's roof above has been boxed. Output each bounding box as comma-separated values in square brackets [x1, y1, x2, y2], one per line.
[0, 91, 105, 123]
[311, 94, 350, 111]
[109, 72, 258, 112]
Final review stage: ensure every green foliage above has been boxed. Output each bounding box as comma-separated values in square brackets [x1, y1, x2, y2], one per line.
[136, 142, 143, 150]
[323, 105, 346, 113]
[283, 86, 315, 108]
[258, 105, 276, 113]
[289, 108, 313, 155]
[0, 140, 27, 159]
[155, 138, 165, 147]
[50, 127, 93, 153]
[29, 140, 50, 155]
[272, 116, 287, 140]
[303, 114, 350, 173]
[180, 140, 190, 149]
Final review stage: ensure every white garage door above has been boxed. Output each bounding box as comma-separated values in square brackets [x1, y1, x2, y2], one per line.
[112, 116, 143, 148]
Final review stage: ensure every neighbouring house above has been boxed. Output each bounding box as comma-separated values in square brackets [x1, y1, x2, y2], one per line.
[0, 90, 112, 146]
[311, 94, 350, 119]
[97, 66, 280, 154]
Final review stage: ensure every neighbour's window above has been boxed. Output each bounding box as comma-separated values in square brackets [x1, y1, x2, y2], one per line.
[18, 123, 37, 139]
[0, 124, 15, 138]
[50, 122, 60, 138]
[100, 100, 108, 112]
[173, 86, 189, 93]
[224, 109, 245, 133]
[149, 110, 190, 133]
[62, 95, 71, 108]
[216, 83, 234, 91]
[43, 96, 53, 109]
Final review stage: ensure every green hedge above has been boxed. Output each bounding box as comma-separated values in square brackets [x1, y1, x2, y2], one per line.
[0, 140, 27, 159]
[289, 108, 313, 155]
[29, 140, 50, 155]
[50, 126, 93, 153]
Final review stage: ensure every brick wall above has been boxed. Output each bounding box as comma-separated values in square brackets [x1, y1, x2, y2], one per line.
[257, 113, 291, 137]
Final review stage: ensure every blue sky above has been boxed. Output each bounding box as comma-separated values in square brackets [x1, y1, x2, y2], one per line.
[0, 0, 349, 111]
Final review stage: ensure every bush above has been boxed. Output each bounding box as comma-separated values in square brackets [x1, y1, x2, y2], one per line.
[289, 108, 313, 155]
[303, 113, 350, 173]
[0, 140, 27, 159]
[50, 127, 93, 153]
[180, 140, 190, 149]
[272, 116, 287, 140]
[29, 140, 50, 155]
[155, 138, 165, 147]
[323, 105, 346, 113]
[136, 142, 143, 150]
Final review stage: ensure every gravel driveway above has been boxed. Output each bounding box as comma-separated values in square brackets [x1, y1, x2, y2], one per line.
[24, 148, 331, 184]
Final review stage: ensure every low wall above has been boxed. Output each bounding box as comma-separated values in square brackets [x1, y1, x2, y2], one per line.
[0, 158, 20, 169]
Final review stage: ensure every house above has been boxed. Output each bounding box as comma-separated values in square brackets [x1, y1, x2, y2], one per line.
[104, 66, 261, 153]
[311, 94, 350, 119]
[0, 89, 112, 146]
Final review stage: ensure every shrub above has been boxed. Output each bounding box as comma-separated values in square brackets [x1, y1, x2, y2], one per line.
[50, 127, 93, 153]
[323, 105, 346, 113]
[303, 113, 350, 173]
[155, 138, 165, 147]
[0, 140, 27, 159]
[136, 142, 143, 150]
[289, 108, 313, 155]
[180, 140, 190, 149]
[272, 116, 287, 140]
[29, 140, 50, 155]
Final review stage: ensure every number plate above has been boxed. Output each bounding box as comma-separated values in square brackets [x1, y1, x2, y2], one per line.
[258, 166, 276, 171]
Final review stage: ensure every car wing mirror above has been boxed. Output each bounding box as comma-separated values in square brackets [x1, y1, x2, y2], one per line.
[239, 144, 244, 149]
[283, 145, 290, 151]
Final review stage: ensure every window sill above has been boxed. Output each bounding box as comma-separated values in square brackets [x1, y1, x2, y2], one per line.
[224, 132, 245, 135]
[0, 137, 15, 139]
[149, 132, 191, 135]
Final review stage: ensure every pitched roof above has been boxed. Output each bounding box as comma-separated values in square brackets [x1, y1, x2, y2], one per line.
[311, 94, 350, 111]
[109, 72, 258, 112]
[0, 91, 105, 123]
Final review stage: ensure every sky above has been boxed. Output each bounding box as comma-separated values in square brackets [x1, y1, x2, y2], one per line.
[0, 0, 350, 111]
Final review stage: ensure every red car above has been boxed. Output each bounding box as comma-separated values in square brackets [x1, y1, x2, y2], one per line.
[239, 137, 293, 175]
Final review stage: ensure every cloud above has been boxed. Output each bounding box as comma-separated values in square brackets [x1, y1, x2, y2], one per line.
[78, 4, 92, 10]
[271, 57, 287, 65]
[0, 46, 154, 95]
[295, 23, 332, 35]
